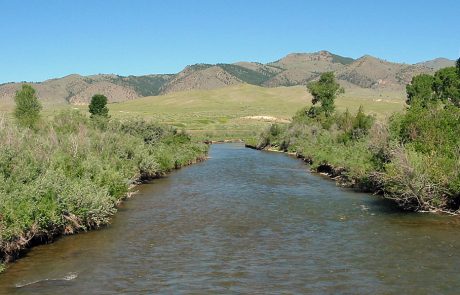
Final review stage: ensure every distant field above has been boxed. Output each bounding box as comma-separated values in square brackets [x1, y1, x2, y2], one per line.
[2, 84, 406, 140]
[104, 85, 310, 140]
[104, 84, 405, 140]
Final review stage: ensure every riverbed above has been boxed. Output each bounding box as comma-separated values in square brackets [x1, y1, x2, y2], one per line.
[1, 143, 459, 294]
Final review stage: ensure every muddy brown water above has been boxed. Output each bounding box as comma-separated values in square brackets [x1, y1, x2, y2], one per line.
[1, 143, 460, 294]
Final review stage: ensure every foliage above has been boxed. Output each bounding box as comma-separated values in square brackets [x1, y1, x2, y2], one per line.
[115, 119, 166, 145]
[306, 72, 344, 117]
[290, 104, 374, 143]
[352, 106, 374, 136]
[13, 84, 42, 128]
[387, 66, 460, 209]
[382, 146, 459, 211]
[433, 67, 460, 106]
[256, 123, 287, 149]
[406, 74, 435, 107]
[406, 65, 460, 108]
[337, 106, 374, 142]
[0, 111, 207, 261]
[378, 64, 460, 212]
[384, 104, 460, 204]
[258, 105, 376, 181]
[89, 94, 109, 118]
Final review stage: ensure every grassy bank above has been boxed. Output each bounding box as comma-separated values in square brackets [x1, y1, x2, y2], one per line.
[254, 108, 378, 187]
[0, 111, 208, 268]
[255, 106, 460, 213]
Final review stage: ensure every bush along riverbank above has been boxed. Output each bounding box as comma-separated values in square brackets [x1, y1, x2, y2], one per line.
[252, 65, 460, 214]
[0, 109, 208, 269]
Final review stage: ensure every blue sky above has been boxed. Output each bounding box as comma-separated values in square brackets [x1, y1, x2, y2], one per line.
[0, 0, 459, 83]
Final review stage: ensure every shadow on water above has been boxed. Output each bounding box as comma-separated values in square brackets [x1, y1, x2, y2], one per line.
[365, 194, 407, 214]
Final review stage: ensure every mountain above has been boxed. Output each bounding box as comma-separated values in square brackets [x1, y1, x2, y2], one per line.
[260, 51, 353, 87]
[0, 51, 455, 105]
[336, 55, 432, 89]
[416, 58, 456, 71]
[0, 74, 173, 105]
[159, 64, 243, 94]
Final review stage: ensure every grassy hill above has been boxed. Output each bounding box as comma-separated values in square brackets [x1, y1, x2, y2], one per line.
[81, 84, 405, 140]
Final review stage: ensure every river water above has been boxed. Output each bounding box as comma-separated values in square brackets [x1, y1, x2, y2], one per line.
[1, 143, 460, 294]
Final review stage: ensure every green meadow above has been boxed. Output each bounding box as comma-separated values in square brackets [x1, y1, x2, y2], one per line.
[1, 84, 405, 141]
[76, 84, 406, 141]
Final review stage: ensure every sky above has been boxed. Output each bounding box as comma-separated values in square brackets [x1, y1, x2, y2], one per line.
[0, 0, 459, 83]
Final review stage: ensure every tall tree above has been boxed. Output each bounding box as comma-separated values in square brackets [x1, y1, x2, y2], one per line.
[89, 94, 109, 118]
[14, 84, 42, 128]
[406, 74, 435, 107]
[307, 72, 344, 117]
[433, 67, 460, 106]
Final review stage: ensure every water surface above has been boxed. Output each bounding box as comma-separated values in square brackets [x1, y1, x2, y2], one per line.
[1, 143, 460, 294]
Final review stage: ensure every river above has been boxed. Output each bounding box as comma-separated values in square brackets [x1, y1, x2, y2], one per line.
[1, 143, 459, 294]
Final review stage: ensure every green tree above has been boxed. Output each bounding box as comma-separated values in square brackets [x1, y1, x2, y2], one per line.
[406, 74, 435, 107]
[89, 94, 109, 118]
[307, 72, 344, 117]
[14, 84, 42, 128]
[433, 67, 460, 106]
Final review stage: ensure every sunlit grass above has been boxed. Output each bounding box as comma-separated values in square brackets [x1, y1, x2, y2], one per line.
[105, 84, 404, 140]
[3, 84, 406, 141]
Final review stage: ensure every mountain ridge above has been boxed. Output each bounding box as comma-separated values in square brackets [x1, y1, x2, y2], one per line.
[0, 51, 455, 105]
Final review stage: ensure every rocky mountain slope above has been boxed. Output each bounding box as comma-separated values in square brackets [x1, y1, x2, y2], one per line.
[0, 51, 455, 105]
[335, 55, 431, 89]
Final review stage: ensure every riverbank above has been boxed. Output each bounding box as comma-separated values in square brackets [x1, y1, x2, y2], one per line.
[248, 143, 460, 216]
[246, 143, 372, 190]
[250, 103, 460, 215]
[0, 111, 208, 271]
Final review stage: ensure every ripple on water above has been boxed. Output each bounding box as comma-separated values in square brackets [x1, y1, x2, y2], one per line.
[15, 272, 78, 288]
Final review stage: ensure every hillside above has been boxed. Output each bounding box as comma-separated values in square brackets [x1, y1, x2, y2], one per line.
[336, 55, 432, 89]
[0, 51, 455, 105]
[0, 74, 174, 106]
[417, 58, 456, 71]
[159, 64, 243, 94]
[262, 51, 351, 86]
